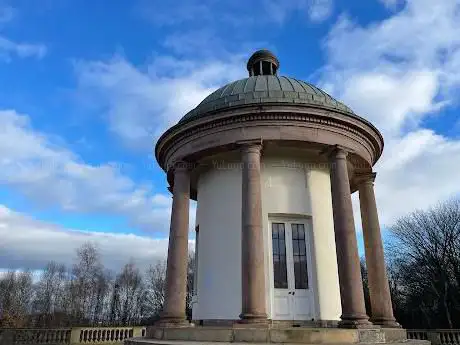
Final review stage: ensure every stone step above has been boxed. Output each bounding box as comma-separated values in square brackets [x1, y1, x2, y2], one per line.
[143, 326, 408, 344]
[126, 339, 430, 345]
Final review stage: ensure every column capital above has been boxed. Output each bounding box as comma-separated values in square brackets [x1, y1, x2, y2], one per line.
[355, 172, 377, 185]
[326, 145, 350, 160]
[236, 139, 263, 154]
[169, 160, 195, 174]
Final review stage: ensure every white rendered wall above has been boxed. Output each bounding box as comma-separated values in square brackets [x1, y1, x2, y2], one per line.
[193, 164, 242, 320]
[261, 158, 341, 321]
[306, 168, 342, 321]
[193, 155, 341, 321]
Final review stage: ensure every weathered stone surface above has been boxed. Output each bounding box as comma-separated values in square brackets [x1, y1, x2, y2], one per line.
[133, 326, 424, 345]
[126, 337, 430, 345]
[146, 327, 164, 339]
[357, 329, 385, 343]
[330, 148, 371, 327]
[163, 327, 233, 342]
[358, 173, 399, 328]
[270, 328, 359, 344]
[159, 166, 191, 325]
[239, 143, 268, 323]
[233, 328, 269, 342]
[138, 327, 415, 344]
[381, 328, 407, 342]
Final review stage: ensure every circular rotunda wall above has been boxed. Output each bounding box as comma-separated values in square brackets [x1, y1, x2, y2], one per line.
[154, 50, 386, 323]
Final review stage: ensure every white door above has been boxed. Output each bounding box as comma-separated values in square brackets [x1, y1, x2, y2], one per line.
[271, 220, 315, 321]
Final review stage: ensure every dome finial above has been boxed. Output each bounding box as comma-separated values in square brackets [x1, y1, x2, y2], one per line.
[247, 49, 279, 77]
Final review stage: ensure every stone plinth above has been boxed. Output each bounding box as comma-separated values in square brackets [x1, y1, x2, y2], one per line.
[125, 326, 427, 345]
[127, 340, 429, 345]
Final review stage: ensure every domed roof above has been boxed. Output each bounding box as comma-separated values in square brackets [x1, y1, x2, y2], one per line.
[156, 50, 384, 182]
[179, 75, 354, 124]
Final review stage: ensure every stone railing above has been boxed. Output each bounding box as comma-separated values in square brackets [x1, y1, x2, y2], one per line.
[407, 330, 460, 345]
[0, 328, 71, 344]
[3, 327, 459, 345]
[0, 326, 146, 345]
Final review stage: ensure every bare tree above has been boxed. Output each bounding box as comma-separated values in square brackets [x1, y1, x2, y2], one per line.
[0, 271, 33, 327]
[143, 261, 166, 320]
[115, 262, 144, 325]
[388, 198, 460, 328]
[1, 244, 198, 328]
[71, 242, 105, 325]
[142, 253, 195, 322]
[32, 262, 68, 327]
[186, 253, 195, 320]
[360, 259, 371, 317]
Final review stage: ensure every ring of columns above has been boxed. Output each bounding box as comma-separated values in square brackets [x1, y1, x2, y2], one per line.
[153, 50, 400, 329]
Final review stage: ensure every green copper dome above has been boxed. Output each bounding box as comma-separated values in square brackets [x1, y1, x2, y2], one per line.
[178, 50, 354, 124]
[179, 75, 354, 124]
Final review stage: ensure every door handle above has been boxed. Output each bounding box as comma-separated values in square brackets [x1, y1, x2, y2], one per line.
[292, 291, 295, 296]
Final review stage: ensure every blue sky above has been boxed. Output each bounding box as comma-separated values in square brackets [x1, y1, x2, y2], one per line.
[1, 0, 459, 272]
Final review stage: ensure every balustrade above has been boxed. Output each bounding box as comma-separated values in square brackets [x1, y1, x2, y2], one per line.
[0, 326, 145, 345]
[5, 327, 460, 345]
[407, 330, 460, 345]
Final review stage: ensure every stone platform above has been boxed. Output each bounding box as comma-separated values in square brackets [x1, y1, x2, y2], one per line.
[125, 326, 430, 345]
[126, 341, 428, 345]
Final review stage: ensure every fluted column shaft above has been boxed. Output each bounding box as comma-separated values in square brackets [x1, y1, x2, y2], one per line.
[160, 164, 190, 325]
[329, 147, 371, 328]
[358, 173, 400, 328]
[240, 143, 267, 323]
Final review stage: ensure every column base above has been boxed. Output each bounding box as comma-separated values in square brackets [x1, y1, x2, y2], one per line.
[338, 314, 374, 329]
[155, 316, 192, 328]
[238, 313, 269, 327]
[371, 317, 402, 328]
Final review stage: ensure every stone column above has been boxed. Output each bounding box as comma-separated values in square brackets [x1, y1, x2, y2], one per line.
[329, 147, 371, 328]
[239, 142, 268, 324]
[159, 163, 191, 326]
[358, 172, 400, 328]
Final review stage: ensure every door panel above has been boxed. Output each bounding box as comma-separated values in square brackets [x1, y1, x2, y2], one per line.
[272, 223, 288, 289]
[291, 223, 309, 290]
[293, 295, 311, 320]
[273, 292, 292, 320]
[272, 222, 291, 320]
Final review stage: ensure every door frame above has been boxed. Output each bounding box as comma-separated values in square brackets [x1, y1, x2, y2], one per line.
[267, 214, 316, 321]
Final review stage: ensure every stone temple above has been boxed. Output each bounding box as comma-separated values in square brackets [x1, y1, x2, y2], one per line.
[128, 50, 427, 344]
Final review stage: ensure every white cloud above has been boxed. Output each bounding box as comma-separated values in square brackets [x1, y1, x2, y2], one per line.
[137, 0, 213, 26]
[320, 0, 460, 226]
[338, 70, 442, 135]
[0, 205, 195, 272]
[0, 5, 46, 61]
[139, 0, 333, 29]
[74, 55, 245, 150]
[379, 0, 405, 10]
[0, 36, 46, 60]
[375, 130, 460, 225]
[0, 109, 196, 234]
[308, 0, 334, 22]
[263, 0, 333, 24]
